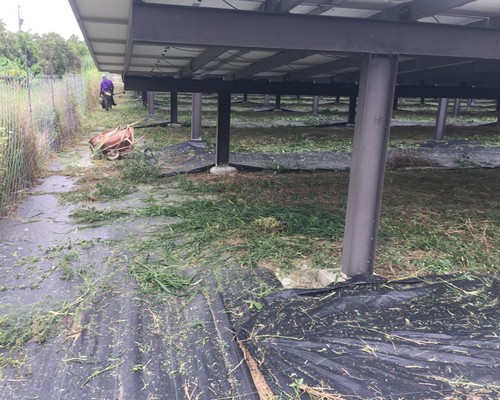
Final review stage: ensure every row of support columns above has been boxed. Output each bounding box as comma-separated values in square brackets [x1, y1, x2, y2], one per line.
[141, 57, 494, 277]
[145, 90, 179, 125]
[145, 90, 485, 142]
[205, 54, 399, 277]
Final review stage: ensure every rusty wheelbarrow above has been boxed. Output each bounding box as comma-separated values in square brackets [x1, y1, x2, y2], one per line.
[89, 121, 145, 160]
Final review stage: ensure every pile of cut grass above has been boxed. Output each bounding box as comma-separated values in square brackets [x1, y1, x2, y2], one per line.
[123, 168, 499, 281]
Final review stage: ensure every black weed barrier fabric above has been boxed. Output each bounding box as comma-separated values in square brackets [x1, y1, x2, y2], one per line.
[237, 274, 500, 399]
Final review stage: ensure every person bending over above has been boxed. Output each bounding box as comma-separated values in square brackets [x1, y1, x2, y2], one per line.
[100, 75, 117, 107]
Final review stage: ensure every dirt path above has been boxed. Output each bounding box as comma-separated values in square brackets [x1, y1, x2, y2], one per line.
[0, 140, 265, 399]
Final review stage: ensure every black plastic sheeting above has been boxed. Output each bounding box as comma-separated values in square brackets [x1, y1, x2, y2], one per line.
[238, 274, 500, 399]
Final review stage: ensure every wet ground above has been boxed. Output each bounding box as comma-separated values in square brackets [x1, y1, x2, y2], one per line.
[0, 134, 498, 399]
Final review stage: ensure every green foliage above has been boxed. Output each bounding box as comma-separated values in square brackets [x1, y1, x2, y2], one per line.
[0, 56, 24, 77]
[0, 22, 89, 77]
[37, 32, 76, 75]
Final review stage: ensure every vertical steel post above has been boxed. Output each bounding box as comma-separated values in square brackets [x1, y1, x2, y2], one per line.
[341, 54, 399, 277]
[170, 91, 178, 124]
[264, 94, 270, 106]
[348, 96, 357, 124]
[435, 98, 449, 141]
[275, 94, 281, 110]
[191, 92, 202, 140]
[453, 98, 461, 116]
[147, 91, 155, 115]
[216, 92, 231, 165]
[312, 96, 320, 116]
[393, 96, 398, 111]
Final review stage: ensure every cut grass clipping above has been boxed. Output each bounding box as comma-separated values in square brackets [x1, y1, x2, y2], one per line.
[0, 304, 65, 347]
[130, 260, 195, 295]
[70, 207, 129, 225]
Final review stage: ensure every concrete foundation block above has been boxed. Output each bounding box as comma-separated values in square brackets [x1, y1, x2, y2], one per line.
[210, 165, 237, 175]
[317, 269, 347, 287]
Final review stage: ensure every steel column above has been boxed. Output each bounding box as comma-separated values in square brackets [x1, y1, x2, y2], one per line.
[147, 91, 154, 115]
[275, 95, 281, 110]
[341, 54, 399, 277]
[435, 98, 449, 140]
[393, 96, 398, 111]
[348, 96, 357, 124]
[453, 98, 461, 116]
[170, 91, 178, 124]
[312, 96, 320, 115]
[191, 93, 202, 140]
[216, 92, 231, 165]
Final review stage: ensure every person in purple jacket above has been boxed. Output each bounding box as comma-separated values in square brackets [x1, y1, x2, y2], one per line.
[100, 75, 116, 107]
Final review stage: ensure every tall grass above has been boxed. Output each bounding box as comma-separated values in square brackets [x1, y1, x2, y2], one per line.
[0, 72, 92, 215]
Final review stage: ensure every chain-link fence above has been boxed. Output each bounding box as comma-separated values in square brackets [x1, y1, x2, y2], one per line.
[0, 73, 87, 215]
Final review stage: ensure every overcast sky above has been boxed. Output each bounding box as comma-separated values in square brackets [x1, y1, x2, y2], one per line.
[1, 0, 83, 39]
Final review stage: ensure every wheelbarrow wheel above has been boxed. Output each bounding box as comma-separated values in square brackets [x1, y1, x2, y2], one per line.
[106, 149, 120, 161]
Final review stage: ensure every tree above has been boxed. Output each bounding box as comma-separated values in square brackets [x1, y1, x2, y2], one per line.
[67, 34, 90, 71]
[36, 32, 75, 75]
[0, 21, 41, 76]
[0, 19, 90, 76]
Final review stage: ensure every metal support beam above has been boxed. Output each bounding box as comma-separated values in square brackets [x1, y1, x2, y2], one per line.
[124, 76, 500, 99]
[435, 98, 449, 141]
[287, 55, 362, 81]
[170, 91, 178, 124]
[191, 93, 202, 140]
[179, 47, 227, 78]
[147, 91, 154, 115]
[341, 54, 399, 277]
[372, 0, 474, 21]
[132, 3, 500, 60]
[230, 50, 309, 80]
[125, 76, 358, 96]
[216, 92, 231, 165]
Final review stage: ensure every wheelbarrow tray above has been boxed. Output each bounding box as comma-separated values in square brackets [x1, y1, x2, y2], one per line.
[89, 125, 135, 159]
